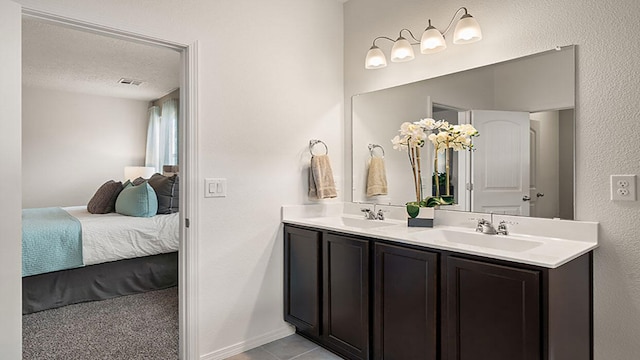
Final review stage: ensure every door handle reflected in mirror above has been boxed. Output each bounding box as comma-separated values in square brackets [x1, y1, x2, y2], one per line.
[537, 192, 545, 197]
[523, 195, 531, 201]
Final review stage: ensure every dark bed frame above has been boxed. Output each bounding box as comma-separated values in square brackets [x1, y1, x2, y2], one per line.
[22, 252, 178, 314]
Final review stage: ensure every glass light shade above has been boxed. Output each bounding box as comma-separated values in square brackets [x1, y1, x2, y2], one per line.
[365, 45, 387, 69]
[453, 14, 482, 44]
[390, 37, 415, 62]
[420, 27, 447, 54]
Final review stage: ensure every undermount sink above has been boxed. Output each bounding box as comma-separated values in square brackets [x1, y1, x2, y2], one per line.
[312, 216, 396, 230]
[419, 229, 543, 252]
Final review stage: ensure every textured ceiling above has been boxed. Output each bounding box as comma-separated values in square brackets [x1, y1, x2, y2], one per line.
[22, 17, 181, 101]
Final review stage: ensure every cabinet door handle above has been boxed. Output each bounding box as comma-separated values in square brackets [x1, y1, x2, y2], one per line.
[536, 192, 545, 197]
[522, 195, 531, 201]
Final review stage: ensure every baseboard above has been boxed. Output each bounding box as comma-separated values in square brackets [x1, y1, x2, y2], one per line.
[200, 324, 295, 360]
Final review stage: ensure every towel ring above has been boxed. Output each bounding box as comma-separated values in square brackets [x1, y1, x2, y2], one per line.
[309, 139, 328, 156]
[368, 144, 385, 158]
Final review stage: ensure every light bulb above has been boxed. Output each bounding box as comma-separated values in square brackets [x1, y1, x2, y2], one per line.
[365, 45, 387, 69]
[420, 25, 446, 54]
[390, 37, 415, 62]
[453, 14, 482, 44]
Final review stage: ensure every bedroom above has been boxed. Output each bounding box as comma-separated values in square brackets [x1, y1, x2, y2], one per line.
[20, 14, 183, 357]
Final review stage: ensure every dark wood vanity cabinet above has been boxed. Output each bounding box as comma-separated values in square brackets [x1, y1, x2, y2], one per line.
[444, 253, 591, 360]
[373, 243, 439, 360]
[323, 233, 370, 360]
[284, 226, 321, 338]
[445, 257, 541, 360]
[284, 225, 592, 360]
[284, 226, 370, 360]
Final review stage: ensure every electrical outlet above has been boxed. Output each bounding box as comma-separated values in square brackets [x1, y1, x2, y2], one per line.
[617, 188, 629, 196]
[610, 175, 636, 201]
[617, 179, 630, 188]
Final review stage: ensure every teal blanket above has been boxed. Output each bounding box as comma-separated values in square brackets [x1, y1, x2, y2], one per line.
[22, 207, 83, 277]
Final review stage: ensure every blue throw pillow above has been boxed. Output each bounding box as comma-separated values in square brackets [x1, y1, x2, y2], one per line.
[115, 182, 158, 217]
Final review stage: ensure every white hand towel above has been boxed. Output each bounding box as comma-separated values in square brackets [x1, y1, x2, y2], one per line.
[366, 157, 388, 197]
[309, 154, 337, 199]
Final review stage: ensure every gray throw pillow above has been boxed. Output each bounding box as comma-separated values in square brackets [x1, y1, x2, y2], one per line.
[132, 177, 146, 186]
[147, 173, 179, 214]
[87, 180, 123, 214]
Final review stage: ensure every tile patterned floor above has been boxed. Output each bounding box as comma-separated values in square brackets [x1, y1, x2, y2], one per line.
[225, 334, 344, 360]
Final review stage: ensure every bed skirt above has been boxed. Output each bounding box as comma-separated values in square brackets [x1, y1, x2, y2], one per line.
[22, 252, 178, 314]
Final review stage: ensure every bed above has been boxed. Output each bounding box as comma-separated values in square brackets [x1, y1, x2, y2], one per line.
[22, 206, 179, 314]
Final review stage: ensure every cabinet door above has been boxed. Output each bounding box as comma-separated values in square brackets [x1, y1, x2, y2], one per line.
[284, 226, 321, 338]
[446, 256, 540, 360]
[323, 233, 370, 360]
[374, 243, 439, 360]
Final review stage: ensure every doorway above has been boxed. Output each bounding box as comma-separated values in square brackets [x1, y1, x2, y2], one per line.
[20, 8, 198, 359]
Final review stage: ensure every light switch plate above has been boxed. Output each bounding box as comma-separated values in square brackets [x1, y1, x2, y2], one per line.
[610, 174, 636, 201]
[205, 178, 227, 198]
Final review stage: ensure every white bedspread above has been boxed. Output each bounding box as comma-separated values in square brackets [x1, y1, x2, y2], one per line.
[63, 206, 179, 266]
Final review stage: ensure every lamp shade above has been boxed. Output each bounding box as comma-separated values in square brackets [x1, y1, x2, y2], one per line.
[453, 14, 482, 44]
[365, 45, 387, 69]
[124, 166, 156, 181]
[421, 26, 447, 54]
[390, 37, 415, 62]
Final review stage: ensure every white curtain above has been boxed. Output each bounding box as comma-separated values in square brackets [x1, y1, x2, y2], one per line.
[145, 99, 179, 174]
[145, 106, 162, 173]
[160, 99, 179, 169]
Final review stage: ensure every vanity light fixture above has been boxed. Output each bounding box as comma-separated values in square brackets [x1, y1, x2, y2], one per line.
[365, 7, 482, 70]
[390, 32, 415, 62]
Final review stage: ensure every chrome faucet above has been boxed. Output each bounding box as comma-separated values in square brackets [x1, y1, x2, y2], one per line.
[475, 219, 497, 234]
[476, 218, 509, 235]
[496, 221, 509, 235]
[361, 208, 385, 220]
[361, 208, 377, 220]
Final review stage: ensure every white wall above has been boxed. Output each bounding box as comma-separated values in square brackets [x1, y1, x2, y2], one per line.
[493, 48, 574, 112]
[345, 0, 640, 358]
[0, 1, 23, 358]
[22, 86, 149, 208]
[11, 0, 345, 358]
[530, 111, 560, 218]
[559, 109, 575, 220]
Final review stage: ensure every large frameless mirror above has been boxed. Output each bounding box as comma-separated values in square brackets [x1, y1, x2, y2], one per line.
[352, 46, 575, 219]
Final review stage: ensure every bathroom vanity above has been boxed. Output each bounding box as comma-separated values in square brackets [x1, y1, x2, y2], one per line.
[282, 204, 597, 360]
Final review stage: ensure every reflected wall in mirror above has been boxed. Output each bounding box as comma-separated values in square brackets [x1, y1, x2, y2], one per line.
[352, 46, 575, 219]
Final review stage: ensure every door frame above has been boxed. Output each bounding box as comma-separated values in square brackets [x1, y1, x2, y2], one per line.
[20, 8, 200, 359]
[432, 102, 469, 212]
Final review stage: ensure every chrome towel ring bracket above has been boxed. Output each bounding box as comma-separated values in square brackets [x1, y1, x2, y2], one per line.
[309, 139, 328, 156]
[368, 144, 385, 158]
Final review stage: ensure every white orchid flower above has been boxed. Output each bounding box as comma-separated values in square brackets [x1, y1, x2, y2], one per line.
[434, 120, 450, 130]
[415, 118, 437, 130]
[399, 122, 416, 136]
[459, 123, 479, 136]
[391, 135, 408, 150]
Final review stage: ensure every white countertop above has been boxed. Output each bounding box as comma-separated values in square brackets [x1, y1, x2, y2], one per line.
[282, 203, 599, 269]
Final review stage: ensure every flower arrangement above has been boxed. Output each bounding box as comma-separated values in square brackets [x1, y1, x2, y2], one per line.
[392, 118, 478, 212]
